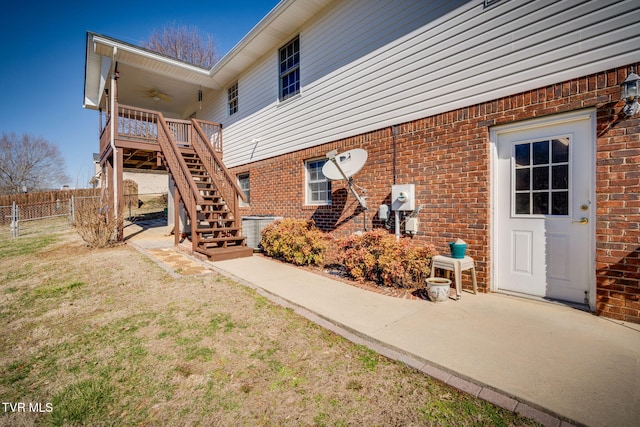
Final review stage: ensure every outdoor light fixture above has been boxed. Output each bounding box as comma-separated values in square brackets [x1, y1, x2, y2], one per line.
[620, 68, 640, 117]
[198, 87, 203, 109]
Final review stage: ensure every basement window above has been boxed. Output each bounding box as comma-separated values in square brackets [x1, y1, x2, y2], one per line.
[305, 158, 331, 205]
[279, 36, 300, 101]
[238, 173, 250, 206]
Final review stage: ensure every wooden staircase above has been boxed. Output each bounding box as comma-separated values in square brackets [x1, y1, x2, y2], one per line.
[182, 151, 253, 260]
[156, 113, 252, 261]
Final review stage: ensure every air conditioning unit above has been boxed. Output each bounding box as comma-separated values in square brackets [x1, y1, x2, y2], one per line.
[242, 216, 282, 249]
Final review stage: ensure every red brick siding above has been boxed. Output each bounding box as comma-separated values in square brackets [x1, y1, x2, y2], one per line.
[230, 63, 640, 324]
[594, 67, 640, 323]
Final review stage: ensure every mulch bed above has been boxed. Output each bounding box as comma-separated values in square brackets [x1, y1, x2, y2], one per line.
[256, 253, 431, 301]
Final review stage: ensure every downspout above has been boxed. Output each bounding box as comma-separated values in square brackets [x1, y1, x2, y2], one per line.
[392, 125, 397, 185]
[392, 125, 400, 239]
[110, 57, 119, 217]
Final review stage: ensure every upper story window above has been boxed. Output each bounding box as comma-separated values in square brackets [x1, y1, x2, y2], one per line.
[305, 158, 331, 205]
[279, 36, 300, 101]
[228, 82, 238, 116]
[238, 172, 250, 206]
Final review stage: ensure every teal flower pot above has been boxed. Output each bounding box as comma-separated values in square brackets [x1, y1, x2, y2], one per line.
[449, 242, 467, 259]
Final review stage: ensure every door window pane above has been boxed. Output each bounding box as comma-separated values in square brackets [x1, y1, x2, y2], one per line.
[532, 192, 549, 214]
[515, 144, 530, 166]
[532, 141, 549, 164]
[551, 192, 569, 215]
[515, 194, 530, 214]
[552, 165, 568, 189]
[552, 138, 569, 163]
[532, 166, 549, 190]
[516, 169, 530, 191]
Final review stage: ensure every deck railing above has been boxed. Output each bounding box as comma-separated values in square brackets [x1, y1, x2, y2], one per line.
[99, 104, 223, 154]
[117, 106, 159, 142]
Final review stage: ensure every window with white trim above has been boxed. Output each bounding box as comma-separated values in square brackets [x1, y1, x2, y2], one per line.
[238, 173, 250, 206]
[228, 82, 238, 116]
[305, 159, 331, 205]
[279, 36, 300, 101]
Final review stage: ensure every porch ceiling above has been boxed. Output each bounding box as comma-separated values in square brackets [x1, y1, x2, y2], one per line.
[115, 62, 207, 117]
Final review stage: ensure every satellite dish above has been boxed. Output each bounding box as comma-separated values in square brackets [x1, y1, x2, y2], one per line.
[322, 148, 368, 181]
[322, 148, 369, 210]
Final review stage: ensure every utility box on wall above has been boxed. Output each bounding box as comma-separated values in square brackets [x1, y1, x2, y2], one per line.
[391, 184, 415, 211]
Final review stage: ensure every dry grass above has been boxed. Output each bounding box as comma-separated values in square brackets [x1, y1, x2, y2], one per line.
[0, 230, 540, 426]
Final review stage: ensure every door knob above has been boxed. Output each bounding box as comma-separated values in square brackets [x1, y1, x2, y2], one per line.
[572, 217, 588, 224]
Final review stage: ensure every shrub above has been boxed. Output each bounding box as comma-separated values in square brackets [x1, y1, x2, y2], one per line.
[260, 218, 327, 266]
[73, 197, 123, 248]
[335, 229, 435, 288]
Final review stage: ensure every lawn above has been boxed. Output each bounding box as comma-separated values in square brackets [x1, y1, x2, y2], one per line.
[0, 230, 539, 426]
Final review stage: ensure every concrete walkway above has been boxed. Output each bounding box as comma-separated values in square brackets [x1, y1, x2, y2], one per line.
[127, 224, 640, 427]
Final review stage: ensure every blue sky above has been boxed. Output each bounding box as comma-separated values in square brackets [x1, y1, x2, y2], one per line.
[0, 1, 280, 188]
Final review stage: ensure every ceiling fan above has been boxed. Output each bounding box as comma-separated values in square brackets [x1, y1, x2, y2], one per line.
[145, 89, 171, 102]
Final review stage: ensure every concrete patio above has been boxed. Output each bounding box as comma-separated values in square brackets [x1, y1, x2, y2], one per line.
[126, 222, 640, 427]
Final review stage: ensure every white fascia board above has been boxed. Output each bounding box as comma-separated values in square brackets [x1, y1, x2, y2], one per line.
[91, 34, 210, 76]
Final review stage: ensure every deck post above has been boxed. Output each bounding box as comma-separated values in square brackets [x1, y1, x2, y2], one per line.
[191, 197, 198, 254]
[105, 157, 114, 221]
[173, 179, 180, 247]
[115, 148, 124, 240]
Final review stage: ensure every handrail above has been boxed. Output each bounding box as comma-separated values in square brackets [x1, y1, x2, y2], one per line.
[156, 114, 204, 206]
[191, 120, 247, 210]
[194, 119, 223, 152]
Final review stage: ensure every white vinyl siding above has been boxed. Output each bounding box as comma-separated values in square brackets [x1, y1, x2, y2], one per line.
[216, 0, 639, 168]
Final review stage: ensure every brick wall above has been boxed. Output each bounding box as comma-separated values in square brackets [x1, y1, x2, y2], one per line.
[594, 67, 640, 323]
[230, 63, 640, 323]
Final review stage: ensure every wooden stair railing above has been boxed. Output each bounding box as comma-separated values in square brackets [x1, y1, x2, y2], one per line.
[191, 119, 247, 217]
[156, 113, 204, 250]
[188, 119, 251, 259]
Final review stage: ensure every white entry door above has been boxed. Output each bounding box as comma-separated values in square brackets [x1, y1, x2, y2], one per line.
[493, 111, 595, 305]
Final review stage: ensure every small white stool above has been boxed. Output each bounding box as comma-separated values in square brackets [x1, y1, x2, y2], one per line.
[430, 255, 477, 300]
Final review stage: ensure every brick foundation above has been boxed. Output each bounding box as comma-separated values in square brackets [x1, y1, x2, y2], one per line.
[230, 63, 640, 324]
